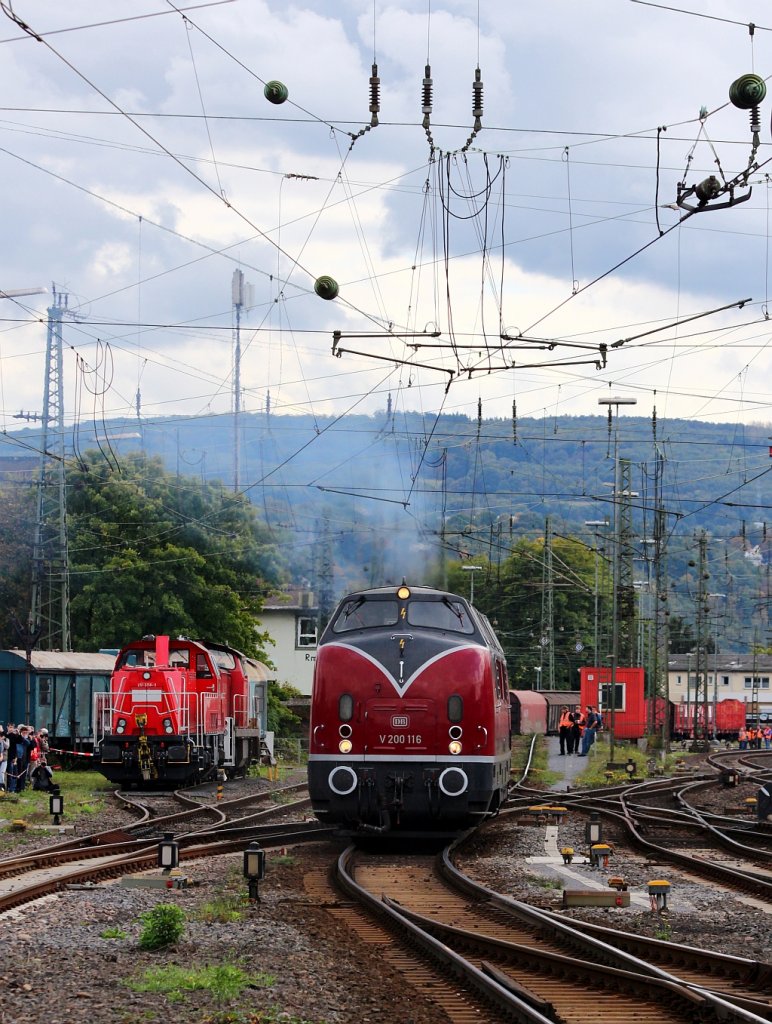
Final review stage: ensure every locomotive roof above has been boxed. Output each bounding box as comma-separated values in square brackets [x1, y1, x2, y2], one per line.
[337, 585, 468, 602]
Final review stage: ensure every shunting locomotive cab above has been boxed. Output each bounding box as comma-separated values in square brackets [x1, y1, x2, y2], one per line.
[94, 634, 267, 787]
[308, 583, 511, 837]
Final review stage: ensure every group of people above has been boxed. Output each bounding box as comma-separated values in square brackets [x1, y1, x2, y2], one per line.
[738, 725, 772, 750]
[0, 724, 54, 793]
[558, 704, 603, 757]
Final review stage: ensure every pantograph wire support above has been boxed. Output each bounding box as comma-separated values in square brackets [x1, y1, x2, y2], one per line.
[348, 63, 381, 149]
[677, 72, 766, 213]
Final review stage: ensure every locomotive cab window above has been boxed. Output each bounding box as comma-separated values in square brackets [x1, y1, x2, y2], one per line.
[196, 654, 215, 679]
[407, 599, 474, 634]
[331, 598, 398, 632]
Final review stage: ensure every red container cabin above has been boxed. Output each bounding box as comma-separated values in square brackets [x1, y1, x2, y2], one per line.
[579, 666, 646, 739]
[95, 635, 268, 787]
[308, 584, 511, 836]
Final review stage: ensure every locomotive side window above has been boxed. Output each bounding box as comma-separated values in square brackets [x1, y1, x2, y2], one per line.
[407, 599, 474, 634]
[196, 653, 214, 678]
[331, 598, 398, 632]
[338, 693, 354, 721]
[447, 694, 463, 722]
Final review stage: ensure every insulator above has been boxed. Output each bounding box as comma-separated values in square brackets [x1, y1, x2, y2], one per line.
[314, 276, 339, 300]
[749, 106, 761, 135]
[369, 64, 380, 119]
[694, 175, 721, 203]
[472, 67, 483, 120]
[264, 80, 289, 105]
[422, 64, 433, 115]
[729, 73, 766, 110]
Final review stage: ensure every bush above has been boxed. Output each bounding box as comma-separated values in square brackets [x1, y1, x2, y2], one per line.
[138, 904, 186, 950]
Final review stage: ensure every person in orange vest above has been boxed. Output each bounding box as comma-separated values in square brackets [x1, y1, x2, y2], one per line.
[558, 706, 573, 755]
[738, 725, 748, 750]
[570, 708, 585, 755]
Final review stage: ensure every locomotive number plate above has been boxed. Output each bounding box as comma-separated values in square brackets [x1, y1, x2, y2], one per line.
[391, 716, 409, 728]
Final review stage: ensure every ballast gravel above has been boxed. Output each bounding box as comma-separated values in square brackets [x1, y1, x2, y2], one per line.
[3, 771, 770, 1024]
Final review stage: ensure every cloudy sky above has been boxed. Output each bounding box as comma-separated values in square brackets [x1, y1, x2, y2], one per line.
[1, 0, 771, 442]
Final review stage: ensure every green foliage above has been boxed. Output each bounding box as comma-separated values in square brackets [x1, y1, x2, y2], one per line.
[654, 920, 672, 941]
[101, 926, 127, 939]
[66, 451, 281, 654]
[194, 894, 245, 924]
[127, 963, 274, 1002]
[449, 536, 600, 687]
[138, 903, 186, 950]
[0, 482, 35, 647]
[267, 680, 304, 734]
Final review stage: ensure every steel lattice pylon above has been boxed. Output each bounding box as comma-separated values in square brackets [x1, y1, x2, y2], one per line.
[29, 289, 70, 651]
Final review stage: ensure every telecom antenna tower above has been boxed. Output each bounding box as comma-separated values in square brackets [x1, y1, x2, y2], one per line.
[232, 270, 253, 491]
[29, 287, 73, 651]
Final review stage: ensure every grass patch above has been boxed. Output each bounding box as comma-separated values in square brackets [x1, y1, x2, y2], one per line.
[527, 874, 563, 889]
[101, 926, 127, 939]
[272, 854, 295, 868]
[127, 963, 274, 1003]
[194, 893, 245, 924]
[511, 735, 561, 787]
[0, 770, 115, 829]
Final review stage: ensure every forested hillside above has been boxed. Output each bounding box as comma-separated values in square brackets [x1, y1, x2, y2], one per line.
[1, 408, 769, 663]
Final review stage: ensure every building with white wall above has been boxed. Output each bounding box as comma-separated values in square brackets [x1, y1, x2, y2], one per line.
[667, 653, 772, 723]
[260, 588, 319, 696]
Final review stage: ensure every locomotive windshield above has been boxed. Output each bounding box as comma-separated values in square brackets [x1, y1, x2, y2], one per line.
[407, 598, 475, 634]
[330, 594, 475, 635]
[331, 598, 399, 632]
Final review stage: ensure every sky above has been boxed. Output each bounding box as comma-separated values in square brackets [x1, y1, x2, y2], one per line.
[1, 0, 772, 443]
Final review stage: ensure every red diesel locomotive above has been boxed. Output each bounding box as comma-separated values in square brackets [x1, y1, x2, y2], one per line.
[308, 584, 512, 836]
[94, 634, 268, 787]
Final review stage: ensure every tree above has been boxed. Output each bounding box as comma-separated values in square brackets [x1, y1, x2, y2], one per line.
[66, 451, 281, 657]
[447, 534, 600, 688]
[267, 681, 304, 735]
[667, 615, 697, 654]
[0, 482, 35, 647]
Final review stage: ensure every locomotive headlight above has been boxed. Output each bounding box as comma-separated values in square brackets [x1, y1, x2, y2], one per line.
[116, 718, 126, 734]
[449, 740, 463, 755]
[338, 739, 353, 754]
[163, 718, 173, 734]
[142, 671, 152, 680]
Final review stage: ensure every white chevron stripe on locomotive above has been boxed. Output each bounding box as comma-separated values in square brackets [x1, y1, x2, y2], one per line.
[320, 641, 487, 696]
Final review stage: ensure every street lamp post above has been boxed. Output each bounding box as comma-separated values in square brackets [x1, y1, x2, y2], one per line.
[598, 395, 637, 762]
[585, 520, 609, 668]
[462, 564, 483, 605]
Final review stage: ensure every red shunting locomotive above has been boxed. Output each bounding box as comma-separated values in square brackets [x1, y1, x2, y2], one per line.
[308, 584, 512, 836]
[94, 634, 267, 787]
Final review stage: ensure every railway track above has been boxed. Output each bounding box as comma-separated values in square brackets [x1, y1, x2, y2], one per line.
[332, 842, 768, 1024]
[0, 781, 320, 913]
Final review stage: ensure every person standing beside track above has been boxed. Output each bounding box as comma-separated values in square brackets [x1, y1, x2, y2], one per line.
[0, 727, 7, 791]
[577, 705, 602, 757]
[570, 708, 584, 755]
[7, 725, 34, 793]
[558, 706, 573, 755]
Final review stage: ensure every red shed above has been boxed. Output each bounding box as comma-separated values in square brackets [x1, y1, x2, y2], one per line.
[579, 666, 646, 739]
